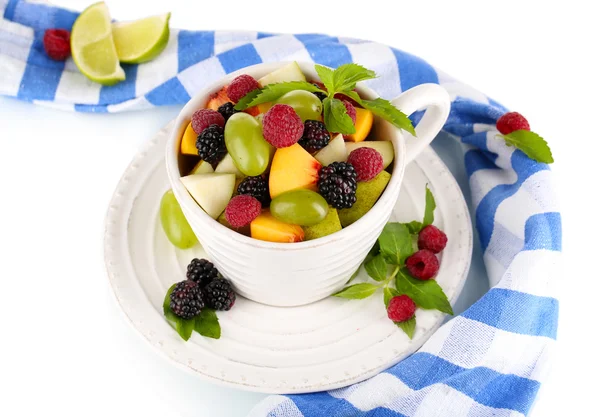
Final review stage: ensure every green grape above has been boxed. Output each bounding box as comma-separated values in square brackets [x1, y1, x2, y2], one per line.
[270, 189, 329, 226]
[276, 90, 323, 122]
[160, 190, 198, 249]
[225, 113, 272, 176]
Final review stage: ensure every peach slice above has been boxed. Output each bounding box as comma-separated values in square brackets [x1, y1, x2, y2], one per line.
[251, 211, 304, 243]
[180, 122, 198, 155]
[206, 86, 230, 111]
[269, 144, 322, 198]
[346, 108, 373, 143]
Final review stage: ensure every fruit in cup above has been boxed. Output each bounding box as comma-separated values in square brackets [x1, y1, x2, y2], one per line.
[180, 122, 199, 155]
[257, 61, 305, 87]
[346, 108, 374, 142]
[215, 153, 244, 178]
[250, 211, 305, 243]
[269, 144, 321, 198]
[224, 112, 272, 176]
[314, 134, 347, 166]
[302, 207, 342, 240]
[338, 171, 391, 227]
[180, 173, 235, 219]
[190, 160, 214, 174]
[275, 90, 323, 122]
[270, 189, 329, 226]
[346, 141, 394, 169]
[206, 87, 230, 111]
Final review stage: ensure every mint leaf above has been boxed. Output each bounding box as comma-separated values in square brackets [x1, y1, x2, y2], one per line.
[365, 254, 388, 282]
[502, 130, 554, 163]
[423, 186, 436, 227]
[396, 316, 416, 339]
[234, 81, 325, 110]
[333, 283, 378, 299]
[333, 63, 376, 92]
[361, 98, 416, 136]
[194, 308, 221, 339]
[378, 223, 414, 265]
[176, 317, 195, 341]
[396, 270, 453, 315]
[163, 283, 195, 341]
[383, 287, 400, 307]
[163, 284, 177, 316]
[405, 221, 423, 234]
[323, 97, 356, 135]
[315, 64, 335, 95]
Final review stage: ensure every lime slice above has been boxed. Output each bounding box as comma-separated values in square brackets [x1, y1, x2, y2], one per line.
[112, 13, 171, 64]
[71, 2, 125, 86]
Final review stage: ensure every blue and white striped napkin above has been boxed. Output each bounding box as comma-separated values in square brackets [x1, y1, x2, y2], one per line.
[1, 1, 560, 416]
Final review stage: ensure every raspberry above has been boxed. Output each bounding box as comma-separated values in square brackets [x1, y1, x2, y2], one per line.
[217, 102, 238, 122]
[203, 279, 236, 311]
[43, 29, 70, 61]
[299, 120, 330, 153]
[191, 109, 225, 134]
[196, 124, 226, 164]
[318, 162, 357, 209]
[237, 176, 270, 207]
[227, 74, 260, 103]
[262, 104, 304, 148]
[342, 100, 357, 124]
[335, 93, 361, 108]
[418, 225, 448, 254]
[169, 280, 204, 319]
[347, 147, 383, 182]
[406, 249, 439, 280]
[496, 112, 530, 135]
[387, 295, 416, 322]
[225, 195, 262, 228]
[186, 258, 219, 287]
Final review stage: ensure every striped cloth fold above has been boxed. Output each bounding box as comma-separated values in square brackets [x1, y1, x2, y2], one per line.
[1, 1, 560, 416]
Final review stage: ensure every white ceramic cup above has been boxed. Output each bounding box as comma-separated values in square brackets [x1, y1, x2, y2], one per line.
[166, 62, 450, 307]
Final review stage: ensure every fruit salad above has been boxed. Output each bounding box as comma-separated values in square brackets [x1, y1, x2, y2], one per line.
[178, 62, 406, 243]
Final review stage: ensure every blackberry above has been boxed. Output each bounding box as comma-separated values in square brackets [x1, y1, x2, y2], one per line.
[298, 120, 330, 153]
[218, 102, 238, 122]
[203, 279, 236, 311]
[311, 82, 327, 101]
[169, 280, 204, 319]
[186, 258, 219, 287]
[237, 176, 270, 207]
[196, 124, 226, 164]
[318, 162, 358, 209]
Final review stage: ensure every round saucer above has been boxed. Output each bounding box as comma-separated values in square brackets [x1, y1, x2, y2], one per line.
[104, 121, 472, 394]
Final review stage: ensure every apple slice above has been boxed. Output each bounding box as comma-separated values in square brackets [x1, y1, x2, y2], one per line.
[269, 144, 321, 198]
[314, 134, 347, 166]
[190, 160, 214, 175]
[180, 173, 235, 219]
[215, 153, 244, 178]
[258, 62, 306, 87]
[346, 141, 394, 169]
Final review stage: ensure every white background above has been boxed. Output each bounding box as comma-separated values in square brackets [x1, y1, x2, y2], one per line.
[1, 0, 598, 416]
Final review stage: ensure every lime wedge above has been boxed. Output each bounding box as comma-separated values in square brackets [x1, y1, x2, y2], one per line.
[112, 13, 171, 64]
[71, 2, 125, 86]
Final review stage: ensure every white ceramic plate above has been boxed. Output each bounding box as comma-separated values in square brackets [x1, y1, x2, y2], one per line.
[104, 121, 473, 394]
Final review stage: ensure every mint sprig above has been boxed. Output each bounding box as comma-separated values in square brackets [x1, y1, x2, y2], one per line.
[234, 81, 324, 111]
[500, 130, 554, 163]
[332, 185, 452, 339]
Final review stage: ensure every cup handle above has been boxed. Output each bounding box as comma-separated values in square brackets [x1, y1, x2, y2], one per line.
[390, 84, 451, 164]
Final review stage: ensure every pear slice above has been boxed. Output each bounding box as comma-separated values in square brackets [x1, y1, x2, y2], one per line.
[190, 160, 214, 175]
[180, 173, 235, 219]
[314, 134, 347, 166]
[339, 171, 391, 227]
[258, 62, 306, 87]
[302, 208, 342, 240]
[215, 153, 244, 178]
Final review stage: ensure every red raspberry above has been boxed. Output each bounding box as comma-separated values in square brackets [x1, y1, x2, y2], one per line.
[347, 147, 383, 182]
[227, 75, 260, 103]
[191, 109, 225, 134]
[387, 295, 416, 322]
[496, 112, 530, 135]
[43, 29, 71, 61]
[224, 195, 261, 228]
[405, 249, 439, 280]
[262, 104, 304, 148]
[311, 81, 326, 91]
[418, 225, 448, 253]
[342, 100, 357, 124]
[335, 93, 361, 108]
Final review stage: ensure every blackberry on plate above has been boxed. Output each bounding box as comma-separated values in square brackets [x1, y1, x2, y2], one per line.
[298, 120, 330, 153]
[218, 102, 238, 122]
[169, 280, 204, 319]
[195, 124, 226, 164]
[187, 258, 219, 287]
[203, 279, 236, 311]
[237, 176, 270, 207]
[318, 162, 358, 209]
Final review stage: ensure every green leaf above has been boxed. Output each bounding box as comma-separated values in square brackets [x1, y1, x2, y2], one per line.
[378, 223, 414, 265]
[422, 185, 436, 227]
[176, 317, 195, 341]
[365, 254, 388, 282]
[396, 316, 416, 339]
[163, 283, 177, 316]
[194, 308, 221, 339]
[315, 64, 335, 94]
[333, 283, 378, 299]
[332, 63, 376, 92]
[323, 97, 356, 135]
[405, 221, 423, 234]
[383, 287, 400, 307]
[361, 98, 416, 136]
[502, 130, 554, 163]
[396, 270, 453, 315]
[163, 283, 195, 341]
[234, 81, 325, 110]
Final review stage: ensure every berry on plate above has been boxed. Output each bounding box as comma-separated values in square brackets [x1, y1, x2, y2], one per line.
[387, 295, 416, 322]
[203, 279, 236, 311]
[227, 74, 260, 103]
[225, 195, 262, 228]
[191, 109, 225, 134]
[496, 112, 530, 135]
[43, 29, 71, 61]
[347, 147, 383, 182]
[169, 280, 204, 319]
[262, 104, 304, 148]
[405, 249, 440, 280]
[418, 225, 448, 253]
[187, 258, 219, 287]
